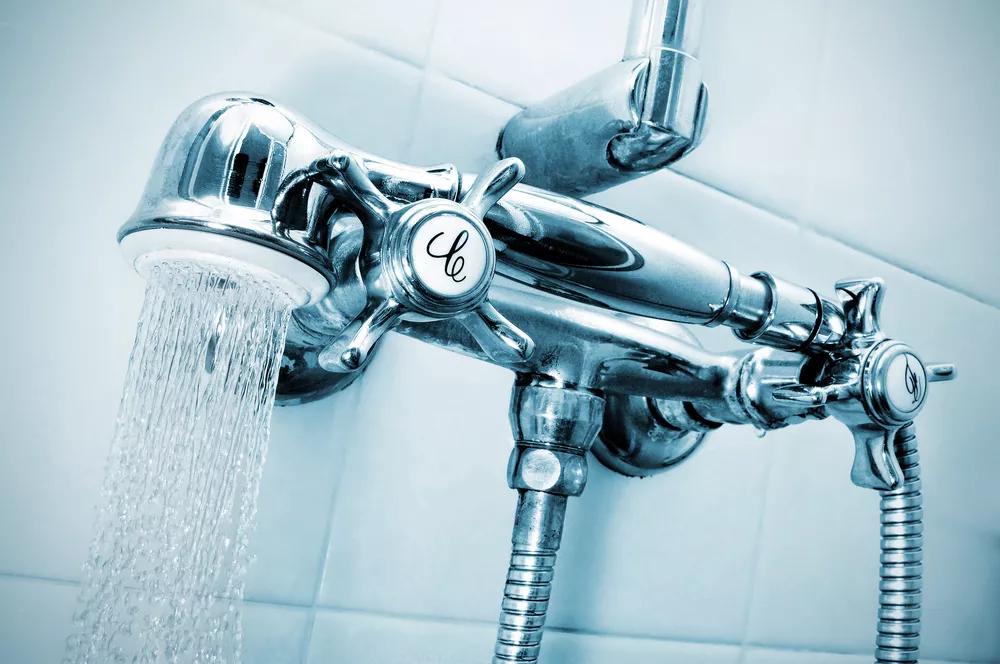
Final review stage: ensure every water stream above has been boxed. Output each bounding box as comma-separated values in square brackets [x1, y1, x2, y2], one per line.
[66, 260, 293, 663]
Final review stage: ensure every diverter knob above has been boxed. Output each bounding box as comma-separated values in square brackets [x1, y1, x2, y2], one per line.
[772, 279, 954, 490]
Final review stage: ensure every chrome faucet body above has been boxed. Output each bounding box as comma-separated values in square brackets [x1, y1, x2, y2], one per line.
[119, 92, 955, 664]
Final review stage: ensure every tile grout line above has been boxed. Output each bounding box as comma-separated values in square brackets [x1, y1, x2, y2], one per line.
[0, 570, 319, 611]
[0, 570, 80, 587]
[299, 603, 995, 664]
[298, 465, 341, 656]
[736, 439, 779, 656]
[400, 1, 440, 164]
[298, 386, 365, 659]
[1, 563, 991, 660]
[663, 168, 1000, 312]
[794, 0, 837, 247]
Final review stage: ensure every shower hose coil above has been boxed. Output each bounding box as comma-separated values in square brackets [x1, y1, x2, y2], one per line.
[876, 423, 923, 663]
[493, 547, 557, 662]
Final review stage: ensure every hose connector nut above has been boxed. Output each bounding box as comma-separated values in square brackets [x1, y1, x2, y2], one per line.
[506, 447, 588, 496]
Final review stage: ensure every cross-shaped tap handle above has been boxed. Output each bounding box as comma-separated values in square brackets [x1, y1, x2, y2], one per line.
[772, 279, 955, 490]
[311, 151, 534, 373]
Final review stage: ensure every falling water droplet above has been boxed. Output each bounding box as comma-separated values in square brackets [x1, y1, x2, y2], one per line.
[65, 260, 292, 664]
[204, 309, 228, 375]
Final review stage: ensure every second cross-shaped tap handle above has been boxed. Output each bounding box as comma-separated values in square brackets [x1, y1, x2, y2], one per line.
[313, 151, 534, 372]
[771, 278, 955, 490]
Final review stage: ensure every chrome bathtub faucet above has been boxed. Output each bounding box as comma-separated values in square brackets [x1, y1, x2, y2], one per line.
[116, 3, 955, 650]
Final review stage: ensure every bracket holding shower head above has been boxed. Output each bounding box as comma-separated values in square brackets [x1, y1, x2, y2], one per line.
[500, 0, 709, 196]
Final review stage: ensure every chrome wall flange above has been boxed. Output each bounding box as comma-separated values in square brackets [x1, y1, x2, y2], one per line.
[594, 394, 715, 477]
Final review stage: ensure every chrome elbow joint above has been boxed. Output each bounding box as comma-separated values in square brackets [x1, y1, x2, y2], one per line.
[499, 0, 708, 196]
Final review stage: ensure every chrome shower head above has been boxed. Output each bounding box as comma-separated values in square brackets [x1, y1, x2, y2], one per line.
[118, 94, 338, 306]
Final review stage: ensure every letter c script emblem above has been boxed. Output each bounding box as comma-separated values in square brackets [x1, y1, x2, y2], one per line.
[426, 230, 469, 283]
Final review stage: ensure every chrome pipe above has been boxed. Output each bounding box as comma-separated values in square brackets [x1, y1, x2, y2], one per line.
[476, 181, 847, 353]
[624, 0, 704, 59]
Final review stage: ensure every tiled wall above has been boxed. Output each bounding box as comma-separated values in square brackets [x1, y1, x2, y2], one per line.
[0, 1, 997, 662]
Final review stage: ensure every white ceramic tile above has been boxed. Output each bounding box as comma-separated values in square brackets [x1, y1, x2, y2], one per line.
[545, 430, 770, 642]
[0, 0, 420, 584]
[801, 0, 1000, 307]
[671, 0, 831, 217]
[242, 601, 312, 664]
[407, 72, 520, 173]
[316, 334, 771, 642]
[743, 648, 961, 664]
[0, 576, 78, 664]
[293, 0, 439, 65]
[429, 0, 629, 105]
[261, 20, 424, 162]
[316, 333, 516, 619]
[308, 610, 741, 664]
[246, 389, 362, 604]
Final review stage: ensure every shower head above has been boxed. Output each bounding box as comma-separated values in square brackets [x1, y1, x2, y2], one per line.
[118, 93, 460, 308]
[118, 94, 334, 306]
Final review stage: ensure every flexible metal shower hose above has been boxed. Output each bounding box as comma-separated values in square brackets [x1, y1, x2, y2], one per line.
[493, 547, 557, 662]
[876, 423, 923, 662]
[494, 425, 924, 664]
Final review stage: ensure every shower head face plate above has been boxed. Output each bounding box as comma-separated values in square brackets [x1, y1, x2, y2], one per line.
[120, 228, 329, 307]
